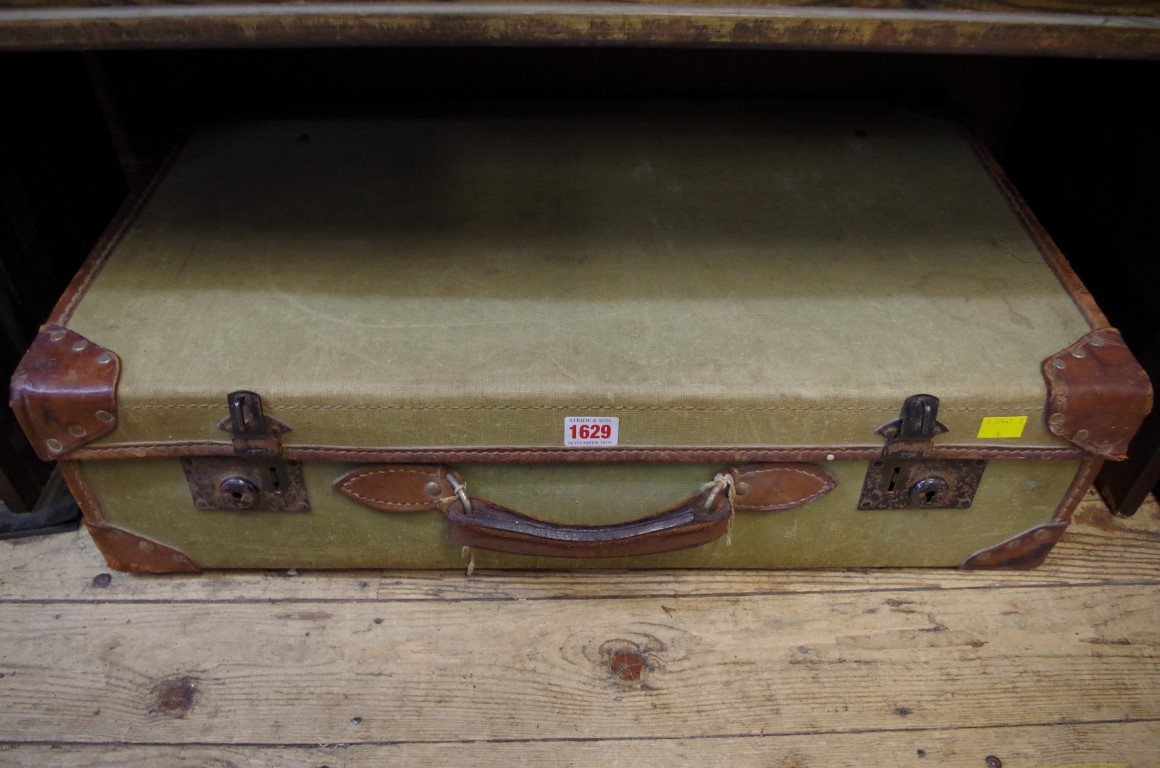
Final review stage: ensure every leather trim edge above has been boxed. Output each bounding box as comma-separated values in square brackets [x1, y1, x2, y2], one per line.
[67, 442, 1088, 463]
[57, 460, 200, 574]
[47, 141, 184, 326]
[970, 136, 1109, 331]
[960, 457, 1101, 569]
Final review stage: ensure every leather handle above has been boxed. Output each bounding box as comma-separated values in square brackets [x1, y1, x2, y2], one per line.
[444, 486, 731, 558]
[333, 462, 837, 559]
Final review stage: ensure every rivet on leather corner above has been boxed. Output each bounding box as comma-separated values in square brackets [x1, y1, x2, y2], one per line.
[1099, 443, 1114, 455]
[46, 438, 63, 452]
[1071, 348, 1087, 359]
[71, 339, 89, 352]
[95, 410, 114, 423]
[424, 481, 442, 497]
[735, 482, 751, 495]
[69, 425, 87, 437]
[1049, 412, 1065, 426]
[1089, 336, 1106, 347]
[1052, 358, 1067, 369]
[96, 352, 114, 364]
[1034, 528, 1052, 541]
[49, 329, 67, 342]
[1073, 428, 1091, 442]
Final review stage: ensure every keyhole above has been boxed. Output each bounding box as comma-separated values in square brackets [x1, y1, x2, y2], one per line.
[886, 465, 902, 492]
[908, 477, 950, 508]
[218, 476, 260, 509]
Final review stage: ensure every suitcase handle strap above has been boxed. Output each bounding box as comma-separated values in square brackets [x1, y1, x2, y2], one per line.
[443, 475, 734, 559]
[334, 463, 836, 559]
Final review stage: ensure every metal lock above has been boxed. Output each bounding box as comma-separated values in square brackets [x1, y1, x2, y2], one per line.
[183, 458, 309, 512]
[908, 476, 951, 508]
[858, 394, 986, 511]
[217, 476, 261, 509]
[183, 391, 310, 512]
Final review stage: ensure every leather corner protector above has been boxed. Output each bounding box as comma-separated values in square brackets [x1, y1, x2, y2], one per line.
[1042, 328, 1152, 461]
[85, 521, 201, 574]
[334, 464, 451, 512]
[732, 463, 837, 512]
[9, 326, 121, 460]
[960, 521, 1069, 570]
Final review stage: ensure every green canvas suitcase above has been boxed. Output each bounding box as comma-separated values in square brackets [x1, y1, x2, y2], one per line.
[10, 104, 1152, 572]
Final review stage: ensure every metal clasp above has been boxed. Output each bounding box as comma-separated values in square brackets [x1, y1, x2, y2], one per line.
[217, 390, 291, 458]
[858, 394, 985, 511]
[877, 393, 947, 459]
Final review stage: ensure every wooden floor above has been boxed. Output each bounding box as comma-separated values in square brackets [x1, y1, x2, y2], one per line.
[0, 490, 1157, 767]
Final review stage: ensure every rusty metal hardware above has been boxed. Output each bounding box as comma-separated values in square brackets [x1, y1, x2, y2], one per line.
[858, 394, 985, 510]
[877, 393, 947, 459]
[182, 457, 309, 512]
[859, 457, 986, 510]
[218, 476, 260, 509]
[217, 390, 291, 457]
[908, 476, 949, 506]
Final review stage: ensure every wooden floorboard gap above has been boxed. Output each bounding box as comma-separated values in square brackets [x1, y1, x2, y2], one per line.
[6, 716, 1160, 748]
[6, 576, 1160, 606]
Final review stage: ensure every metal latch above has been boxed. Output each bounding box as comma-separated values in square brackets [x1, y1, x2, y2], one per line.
[218, 390, 291, 458]
[183, 390, 309, 512]
[858, 394, 986, 511]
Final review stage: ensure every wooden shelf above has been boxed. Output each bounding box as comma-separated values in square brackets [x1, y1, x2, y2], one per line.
[2, 0, 1159, 56]
[0, 489, 1157, 766]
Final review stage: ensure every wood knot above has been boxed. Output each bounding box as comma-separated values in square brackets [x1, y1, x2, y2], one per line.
[599, 637, 664, 687]
[151, 675, 198, 717]
[610, 649, 647, 682]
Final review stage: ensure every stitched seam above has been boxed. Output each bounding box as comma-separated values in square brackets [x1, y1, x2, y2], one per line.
[62, 463, 105, 524]
[55, 141, 185, 325]
[72, 443, 1081, 461]
[58, 180, 163, 324]
[736, 466, 837, 510]
[61, 254, 110, 323]
[339, 468, 440, 508]
[1053, 460, 1100, 524]
[739, 485, 834, 511]
[117, 403, 1036, 413]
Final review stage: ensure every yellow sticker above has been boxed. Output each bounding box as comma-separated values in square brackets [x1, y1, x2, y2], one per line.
[977, 415, 1028, 439]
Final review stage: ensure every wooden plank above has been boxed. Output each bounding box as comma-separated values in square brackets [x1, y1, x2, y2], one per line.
[0, 583, 1156, 743]
[1, 720, 1158, 767]
[7, 0, 1160, 13]
[1, 1, 1159, 57]
[1, 491, 1155, 603]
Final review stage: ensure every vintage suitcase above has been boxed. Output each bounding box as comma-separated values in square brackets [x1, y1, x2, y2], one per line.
[10, 104, 1152, 572]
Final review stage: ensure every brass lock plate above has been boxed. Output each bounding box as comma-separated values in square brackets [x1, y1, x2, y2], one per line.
[182, 457, 310, 512]
[857, 458, 986, 511]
